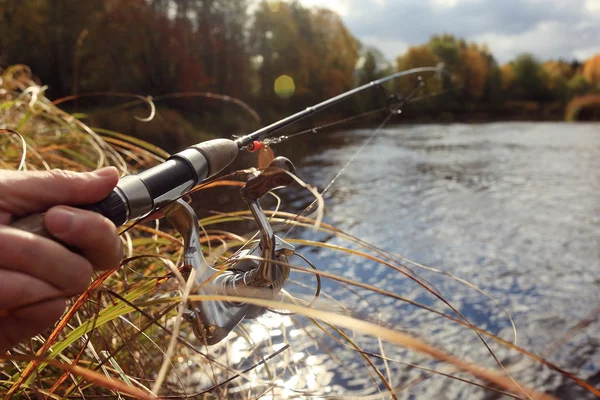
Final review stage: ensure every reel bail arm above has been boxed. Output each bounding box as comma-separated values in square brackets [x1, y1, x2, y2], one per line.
[165, 157, 297, 345]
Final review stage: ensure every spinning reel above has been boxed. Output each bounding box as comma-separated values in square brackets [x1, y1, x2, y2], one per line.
[163, 157, 297, 345]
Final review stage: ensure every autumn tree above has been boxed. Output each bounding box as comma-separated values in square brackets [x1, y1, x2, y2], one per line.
[583, 54, 600, 86]
[542, 60, 576, 103]
[459, 45, 490, 100]
[428, 34, 497, 103]
[249, 1, 360, 118]
[310, 8, 359, 99]
[395, 45, 442, 109]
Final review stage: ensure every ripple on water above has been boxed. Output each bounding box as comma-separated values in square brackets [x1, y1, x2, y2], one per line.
[189, 123, 600, 398]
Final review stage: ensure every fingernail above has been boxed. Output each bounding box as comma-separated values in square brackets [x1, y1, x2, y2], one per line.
[92, 167, 118, 178]
[47, 207, 75, 236]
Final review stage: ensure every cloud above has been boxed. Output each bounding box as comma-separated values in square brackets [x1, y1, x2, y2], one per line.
[298, 0, 350, 15]
[317, 0, 600, 63]
[359, 36, 409, 62]
[479, 19, 600, 63]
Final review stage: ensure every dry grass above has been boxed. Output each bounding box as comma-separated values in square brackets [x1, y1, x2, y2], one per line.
[0, 65, 597, 399]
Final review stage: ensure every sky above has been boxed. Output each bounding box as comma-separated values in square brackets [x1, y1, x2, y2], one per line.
[297, 0, 600, 64]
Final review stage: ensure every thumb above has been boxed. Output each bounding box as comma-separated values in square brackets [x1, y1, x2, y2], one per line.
[0, 167, 120, 219]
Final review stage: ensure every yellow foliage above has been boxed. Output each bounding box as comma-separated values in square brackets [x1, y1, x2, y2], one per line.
[501, 64, 514, 89]
[542, 60, 574, 91]
[459, 48, 490, 99]
[311, 8, 360, 96]
[583, 54, 600, 85]
[395, 45, 442, 94]
[543, 60, 573, 79]
[396, 45, 439, 70]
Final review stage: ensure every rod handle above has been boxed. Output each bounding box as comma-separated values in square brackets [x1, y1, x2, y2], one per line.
[10, 213, 51, 238]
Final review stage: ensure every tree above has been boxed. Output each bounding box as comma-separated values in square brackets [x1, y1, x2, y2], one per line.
[0, 0, 104, 97]
[567, 75, 592, 98]
[354, 47, 389, 112]
[583, 54, 600, 86]
[501, 63, 514, 90]
[249, 1, 360, 117]
[395, 45, 442, 103]
[429, 34, 465, 73]
[249, 0, 305, 113]
[510, 53, 549, 101]
[310, 8, 360, 99]
[543, 60, 574, 103]
[459, 45, 490, 100]
[428, 35, 495, 103]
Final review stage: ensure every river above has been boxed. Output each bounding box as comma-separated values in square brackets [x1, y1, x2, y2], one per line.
[194, 122, 600, 399]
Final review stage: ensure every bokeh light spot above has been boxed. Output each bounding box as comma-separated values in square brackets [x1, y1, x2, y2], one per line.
[267, 1, 281, 12]
[274, 75, 295, 98]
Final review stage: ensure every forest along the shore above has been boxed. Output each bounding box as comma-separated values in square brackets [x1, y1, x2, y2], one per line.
[1, 0, 599, 153]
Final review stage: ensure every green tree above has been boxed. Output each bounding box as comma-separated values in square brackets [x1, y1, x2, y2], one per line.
[510, 53, 549, 101]
[355, 47, 389, 112]
[0, 0, 104, 97]
[567, 75, 592, 98]
[358, 47, 388, 84]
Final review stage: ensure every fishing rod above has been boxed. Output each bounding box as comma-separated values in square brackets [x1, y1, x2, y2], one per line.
[11, 65, 445, 233]
[10, 65, 446, 345]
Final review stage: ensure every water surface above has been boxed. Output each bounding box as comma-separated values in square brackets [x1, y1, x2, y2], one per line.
[190, 122, 600, 399]
[284, 122, 600, 399]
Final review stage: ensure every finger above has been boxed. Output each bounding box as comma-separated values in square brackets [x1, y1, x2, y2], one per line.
[0, 167, 119, 219]
[0, 226, 94, 291]
[0, 270, 65, 311]
[45, 206, 123, 270]
[0, 298, 66, 351]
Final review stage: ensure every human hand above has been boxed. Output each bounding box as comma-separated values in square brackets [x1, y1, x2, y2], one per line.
[0, 168, 123, 351]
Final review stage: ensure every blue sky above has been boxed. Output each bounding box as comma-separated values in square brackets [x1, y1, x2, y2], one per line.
[297, 0, 600, 64]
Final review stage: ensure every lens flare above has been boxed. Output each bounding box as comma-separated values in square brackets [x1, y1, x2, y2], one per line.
[274, 75, 295, 98]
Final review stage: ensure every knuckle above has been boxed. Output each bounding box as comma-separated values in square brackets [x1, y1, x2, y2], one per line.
[47, 169, 81, 198]
[47, 168, 79, 181]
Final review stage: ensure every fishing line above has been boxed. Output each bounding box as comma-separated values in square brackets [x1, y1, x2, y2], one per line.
[281, 112, 394, 240]
[265, 106, 389, 144]
[277, 75, 429, 239]
[266, 79, 456, 144]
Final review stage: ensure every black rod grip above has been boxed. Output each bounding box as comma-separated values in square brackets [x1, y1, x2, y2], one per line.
[137, 158, 196, 200]
[78, 191, 128, 227]
[10, 192, 127, 242]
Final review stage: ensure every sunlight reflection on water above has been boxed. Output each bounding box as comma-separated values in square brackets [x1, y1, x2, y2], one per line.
[185, 122, 600, 399]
